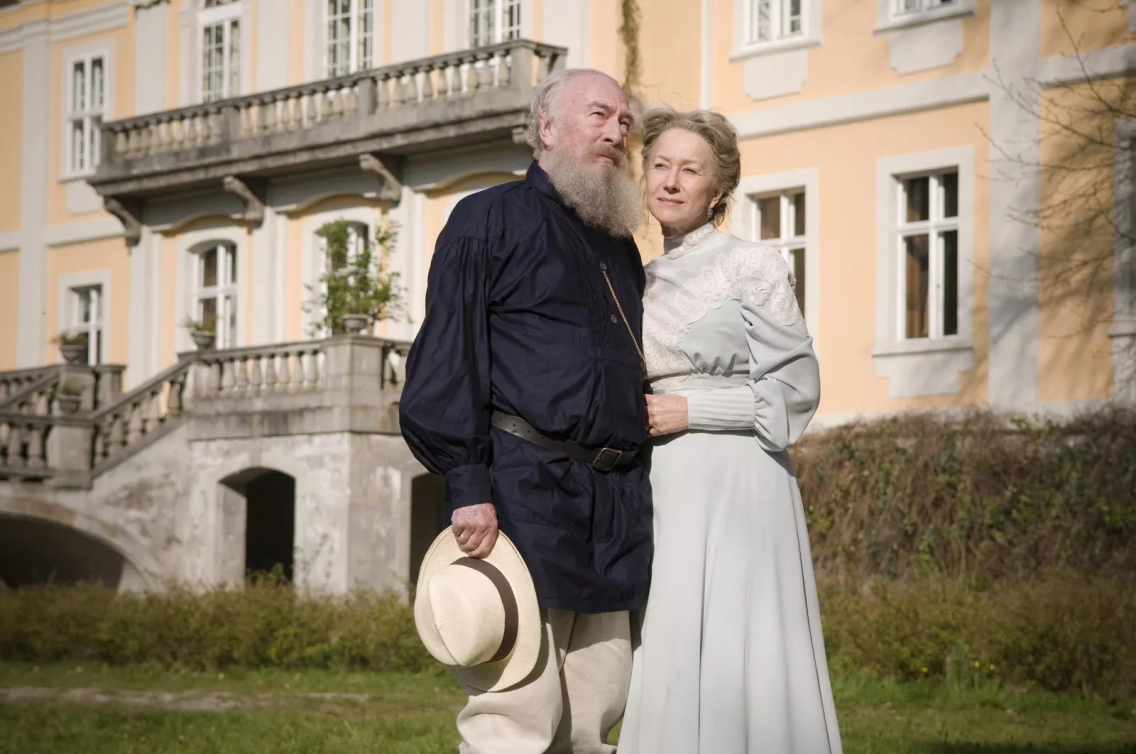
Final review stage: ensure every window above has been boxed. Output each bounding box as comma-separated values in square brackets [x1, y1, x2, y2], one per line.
[895, 171, 959, 341]
[755, 191, 807, 315]
[200, 0, 242, 102]
[326, 0, 374, 77]
[194, 242, 239, 348]
[893, 0, 956, 15]
[469, 0, 522, 47]
[69, 285, 104, 366]
[746, 0, 803, 44]
[313, 222, 370, 336]
[67, 55, 105, 175]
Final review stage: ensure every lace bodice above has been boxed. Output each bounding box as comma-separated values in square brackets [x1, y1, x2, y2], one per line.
[643, 225, 804, 391]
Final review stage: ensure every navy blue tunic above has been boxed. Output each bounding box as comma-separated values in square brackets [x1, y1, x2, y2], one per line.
[399, 162, 653, 613]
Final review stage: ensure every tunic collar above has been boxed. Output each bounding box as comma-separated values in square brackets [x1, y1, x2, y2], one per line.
[526, 162, 564, 205]
[662, 222, 718, 258]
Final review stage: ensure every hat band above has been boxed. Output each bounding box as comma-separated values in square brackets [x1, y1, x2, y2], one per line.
[454, 557, 519, 663]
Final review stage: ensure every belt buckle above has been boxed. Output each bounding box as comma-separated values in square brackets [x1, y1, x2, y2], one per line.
[592, 447, 622, 471]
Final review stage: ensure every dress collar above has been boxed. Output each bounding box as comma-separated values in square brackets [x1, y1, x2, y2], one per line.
[662, 223, 718, 258]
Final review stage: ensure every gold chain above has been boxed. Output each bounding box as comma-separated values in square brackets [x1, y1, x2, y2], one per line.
[600, 266, 646, 372]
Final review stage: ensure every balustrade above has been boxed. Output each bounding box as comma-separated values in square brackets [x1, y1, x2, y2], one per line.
[91, 362, 189, 470]
[98, 40, 564, 165]
[193, 343, 326, 397]
[0, 415, 51, 474]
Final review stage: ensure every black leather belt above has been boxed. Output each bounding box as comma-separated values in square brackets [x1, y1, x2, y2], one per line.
[490, 411, 638, 471]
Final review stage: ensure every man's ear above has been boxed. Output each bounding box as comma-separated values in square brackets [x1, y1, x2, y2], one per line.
[538, 113, 556, 152]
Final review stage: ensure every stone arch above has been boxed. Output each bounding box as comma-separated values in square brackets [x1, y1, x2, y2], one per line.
[0, 498, 160, 592]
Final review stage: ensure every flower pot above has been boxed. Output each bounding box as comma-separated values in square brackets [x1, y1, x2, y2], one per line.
[191, 330, 216, 350]
[342, 314, 370, 335]
[55, 394, 82, 415]
[59, 343, 87, 364]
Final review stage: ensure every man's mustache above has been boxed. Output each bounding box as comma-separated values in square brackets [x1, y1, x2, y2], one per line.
[589, 144, 627, 166]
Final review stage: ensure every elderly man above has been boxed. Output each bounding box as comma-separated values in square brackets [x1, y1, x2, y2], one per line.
[399, 68, 651, 754]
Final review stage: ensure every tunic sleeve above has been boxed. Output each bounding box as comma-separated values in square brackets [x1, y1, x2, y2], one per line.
[685, 250, 820, 452]
[399, 237, 494, 508]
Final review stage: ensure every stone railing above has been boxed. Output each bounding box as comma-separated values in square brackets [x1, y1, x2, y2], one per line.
[0, 367, 59, 404]
[90, 361, 191, 473]
[92, 40, 565, 198]
[192, 342, 327, 398]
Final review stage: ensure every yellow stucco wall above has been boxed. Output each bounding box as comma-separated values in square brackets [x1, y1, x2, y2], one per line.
[637, 0, 702, 110]
[43, 238, 131, 366]
[0, 50, 23, 233]
[739, 101, 991, 417]
[714, 0, 990, 117]
[0, 251, 19, 370]
[1042, 0, 1134, 58]
[1034, 80, 1131, 403]
[586, 0, 623, 82]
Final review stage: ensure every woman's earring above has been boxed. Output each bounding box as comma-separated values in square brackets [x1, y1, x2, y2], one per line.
[706, 205, 714, 221]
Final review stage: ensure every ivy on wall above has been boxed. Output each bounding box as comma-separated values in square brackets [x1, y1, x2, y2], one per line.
[619, 0, 642, 96]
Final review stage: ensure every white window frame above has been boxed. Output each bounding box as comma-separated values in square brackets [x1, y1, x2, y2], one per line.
[192, 241, 241, 349]
[70, 285, 105, 366]
[874, 147, 975, 399]
[734, 168, 821, 352]
[199, 0, 243, 102]
[744, 0, 804, 46]
[325, 0, 375, 77]
[57, 271, 112, 368]
[874, 0, 975, 33]
[731, 0, 821, 60]
[468, 0, 522, 47]
[61, 42, 115, 180]
[895, 170, 960, 342]
[753, 191, 809, 316]
[64, 53, 106, 177]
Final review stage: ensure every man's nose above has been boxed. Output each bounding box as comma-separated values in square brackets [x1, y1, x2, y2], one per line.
[600, 117, 624, 146]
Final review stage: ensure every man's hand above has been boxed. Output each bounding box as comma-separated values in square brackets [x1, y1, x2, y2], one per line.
[451, 503, 499, 559]
[645, 393, 689, 437]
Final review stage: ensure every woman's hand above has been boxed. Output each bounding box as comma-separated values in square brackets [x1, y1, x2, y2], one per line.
[645, 393, 689, 437]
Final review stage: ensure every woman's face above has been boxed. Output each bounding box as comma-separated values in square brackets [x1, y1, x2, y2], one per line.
[644, 128, 722, 236]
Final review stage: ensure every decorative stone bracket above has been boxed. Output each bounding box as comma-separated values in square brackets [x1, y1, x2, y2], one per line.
[222, 175, 266, 226]
[359, 154, 403, 203]
[104, 198, 143, 248]
[127, 0, 168, 7]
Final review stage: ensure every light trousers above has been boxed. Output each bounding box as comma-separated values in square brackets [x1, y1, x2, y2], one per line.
[456, 609, 632, 754]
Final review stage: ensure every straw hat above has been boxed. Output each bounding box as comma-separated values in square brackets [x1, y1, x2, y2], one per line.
[414, 530, 542, 692]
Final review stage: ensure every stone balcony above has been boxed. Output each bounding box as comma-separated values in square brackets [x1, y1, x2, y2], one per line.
[88, 39, 565, 220]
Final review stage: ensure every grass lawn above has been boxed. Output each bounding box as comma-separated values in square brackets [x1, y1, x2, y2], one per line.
[1, 663, 1134, 753]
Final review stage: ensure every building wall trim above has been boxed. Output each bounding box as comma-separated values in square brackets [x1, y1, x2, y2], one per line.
[730, 71, 988, 139]
[44, 217, 125, 247]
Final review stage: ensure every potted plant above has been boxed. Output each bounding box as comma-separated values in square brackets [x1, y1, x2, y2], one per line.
[54, 331, 89, 365]
[182, 316, 216, 349]
[305, 219, 406, 337]
[54, 379, 83, 415]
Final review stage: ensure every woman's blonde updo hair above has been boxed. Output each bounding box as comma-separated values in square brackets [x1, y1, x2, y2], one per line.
[639, 107, 741, 227]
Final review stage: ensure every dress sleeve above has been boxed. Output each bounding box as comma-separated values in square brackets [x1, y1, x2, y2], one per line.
[398, 236, 494, 508]
[685, 250, 820, 452]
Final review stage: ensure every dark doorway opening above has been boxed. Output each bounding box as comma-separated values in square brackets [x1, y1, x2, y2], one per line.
[409, 473, 447, 584]
[0, 515, 128, 589]
[243, 471, 296, 581]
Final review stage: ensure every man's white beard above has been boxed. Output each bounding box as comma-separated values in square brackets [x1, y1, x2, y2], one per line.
[543, 146, 643, 239]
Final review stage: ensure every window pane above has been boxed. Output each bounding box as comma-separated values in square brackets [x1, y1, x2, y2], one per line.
[756, 0, 772, 41]
[758, 196, 781, 240]
[79, 290, 93, 324]
[904, 176, 930, 223]
[90, 116, 101, 169]
[228, 19, 241, 96]
[91, 57, 105, 109]
[360, 0, 374, 70]
[789, 247, 806, 315]
[202, 247, 218, 288]
[786, 0, 802, 35]
[942, 230, 959, 336]
[227, 245, 238, 284]
[71, 121, 86, 172]
[199, 296, 218, 333]
[904, 234, 930, 339]
[791, 192, 806, 237]
[504, 0, 521, 39]
[225, 294, 237, 347]
[93, 329, 103, 366]
[941, 171, 959, 219]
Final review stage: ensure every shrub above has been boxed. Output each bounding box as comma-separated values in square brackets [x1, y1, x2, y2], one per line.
[0, 578, 436, 674]
[792, 408, 1136, 586]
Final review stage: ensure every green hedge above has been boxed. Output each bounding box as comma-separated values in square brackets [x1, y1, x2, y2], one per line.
[792, 409, 1136, 585]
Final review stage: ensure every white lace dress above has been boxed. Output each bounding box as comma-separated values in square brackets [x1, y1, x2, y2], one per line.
[618, 224, 842, 754]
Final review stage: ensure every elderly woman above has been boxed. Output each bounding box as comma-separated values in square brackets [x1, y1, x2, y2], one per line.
[618, 108, 843, 753]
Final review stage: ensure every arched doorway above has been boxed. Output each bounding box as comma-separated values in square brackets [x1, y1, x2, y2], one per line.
[220, 468, 296, 582]
[409, 473, 446, 584]
[0, 514, 130, 589]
